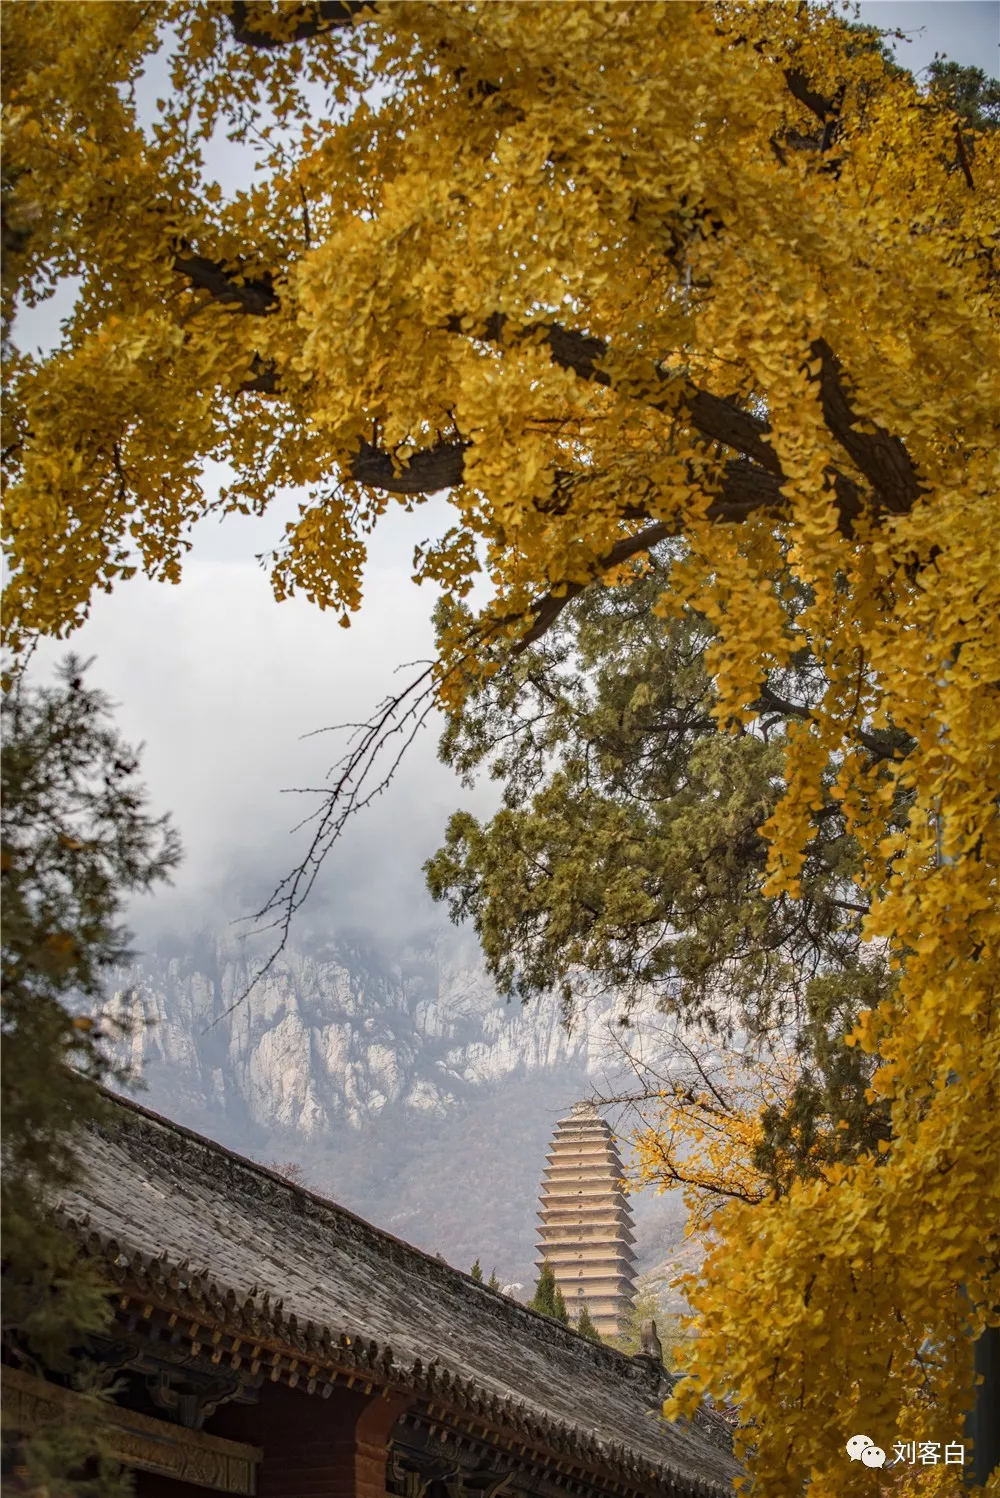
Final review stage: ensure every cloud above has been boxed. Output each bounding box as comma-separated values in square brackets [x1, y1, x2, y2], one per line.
[29, 490, 498, 948]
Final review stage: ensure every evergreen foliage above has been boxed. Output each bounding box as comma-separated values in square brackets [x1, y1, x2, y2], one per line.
[427, 561, 895, 1190]
[575, 1304, 602, 1343]
[1, 657, 180, 1490]
[926, 59, 1000, 132]
[530, 1262, 569, 1325]
[487, 1269, 501, 1292]
[470, 1258, 483, 1282]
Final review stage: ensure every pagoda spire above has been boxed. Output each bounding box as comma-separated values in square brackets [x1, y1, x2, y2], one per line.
[536, 1101, 637, 1340]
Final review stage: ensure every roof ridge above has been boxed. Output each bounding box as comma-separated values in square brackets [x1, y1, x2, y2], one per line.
[94, 1090, 650, 1371]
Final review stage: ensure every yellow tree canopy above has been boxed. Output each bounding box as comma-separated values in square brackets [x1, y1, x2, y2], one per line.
[3, 3, 998, 1492]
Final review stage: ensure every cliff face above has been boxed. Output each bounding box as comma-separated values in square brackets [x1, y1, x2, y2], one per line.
[106, 928, 683, 1288]
[110, 930, 626, 1133]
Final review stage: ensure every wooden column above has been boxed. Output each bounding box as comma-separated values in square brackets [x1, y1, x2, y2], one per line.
[210, 1380, 412, 1498]
[354, 1395, 412, 1498]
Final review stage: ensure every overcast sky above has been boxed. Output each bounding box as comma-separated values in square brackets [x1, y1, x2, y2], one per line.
[16, 2, 999, 952]
[857, 0, 998, 71]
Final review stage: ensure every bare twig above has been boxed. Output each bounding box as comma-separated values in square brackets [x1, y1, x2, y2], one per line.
[208, 622, 501, 1023]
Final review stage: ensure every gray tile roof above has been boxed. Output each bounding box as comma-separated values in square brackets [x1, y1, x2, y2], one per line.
[61, 1095, 740, 1497]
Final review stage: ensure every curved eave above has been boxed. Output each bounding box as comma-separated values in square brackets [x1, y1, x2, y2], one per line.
[65, 1225, 730, 1498]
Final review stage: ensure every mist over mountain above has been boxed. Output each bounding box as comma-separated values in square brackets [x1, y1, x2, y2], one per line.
[106, 923, 688, 1291]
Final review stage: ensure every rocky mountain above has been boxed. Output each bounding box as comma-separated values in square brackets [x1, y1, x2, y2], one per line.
[106, 926, 687, 1291]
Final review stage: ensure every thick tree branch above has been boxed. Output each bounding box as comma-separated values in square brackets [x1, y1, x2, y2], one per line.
[174, 252, 277, 315]
[228, 0, 372, 49]
[512, 462, 792, 652]
[683, 388, 780, 474]
[953, 124, 975, 190]
[211, 14, 924, 523]
[449, 312, 782, 475]
[513, 523, 676, 652]
[756, 683, 812, 720]
[227, 309, 914, 530]
[831, 898, 871, 915]
[230, 329, 899, 544]
[412, 315, 920, 532]
[349, 438, 468, 494]
[343, 436, 786, 513]
[783, 68, 838, 124]
[175, 233, 921, 524]
[174, 180, 919, 529]
[239, 356, 280, 394]
[810, 339, 924, 514]
[504, 405, 919, 650]
[780, 70, 846, 162]
[757, 683, 911, 765]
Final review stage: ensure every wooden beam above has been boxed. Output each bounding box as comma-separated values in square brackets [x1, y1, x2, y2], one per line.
[2, 1366, 261, 1494]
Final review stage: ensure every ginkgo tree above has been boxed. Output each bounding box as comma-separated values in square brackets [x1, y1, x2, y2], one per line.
[3, 3, 997, 1493]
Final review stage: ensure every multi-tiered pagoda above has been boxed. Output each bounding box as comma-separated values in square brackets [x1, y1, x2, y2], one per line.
[536, 1101, 637, 1339]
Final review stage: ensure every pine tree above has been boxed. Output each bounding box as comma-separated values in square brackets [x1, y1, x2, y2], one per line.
[487, 1269, 500, 1292]
[470, 1258, 483, 1282]
[576, 1304, 602, 1343]
[428, 569, 895, 1182]
[530, 1262, 569, 1324]
[530, 1261, 557, 1317]
[1, 656, 180, 1492]
[926, 59, 1000, 131]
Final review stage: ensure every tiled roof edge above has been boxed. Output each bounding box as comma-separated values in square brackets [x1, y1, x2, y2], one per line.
[77, 1090, 737, 1491]
[91, 1091, 655, 1376]
[62, 1221, 735, 1498]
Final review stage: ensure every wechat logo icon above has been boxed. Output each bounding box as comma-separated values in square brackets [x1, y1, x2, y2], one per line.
[846, 1434, 886, 1467]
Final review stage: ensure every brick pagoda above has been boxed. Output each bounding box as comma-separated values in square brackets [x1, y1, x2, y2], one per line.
[537, 1101, 637, 1339]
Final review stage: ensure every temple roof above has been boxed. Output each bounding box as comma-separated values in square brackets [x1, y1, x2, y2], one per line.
[60, 1095, 739, 1498]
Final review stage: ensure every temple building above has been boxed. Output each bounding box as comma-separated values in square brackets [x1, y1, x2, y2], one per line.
[3, 1095, 739, 1497]
[536, 1103, 637, 1340]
